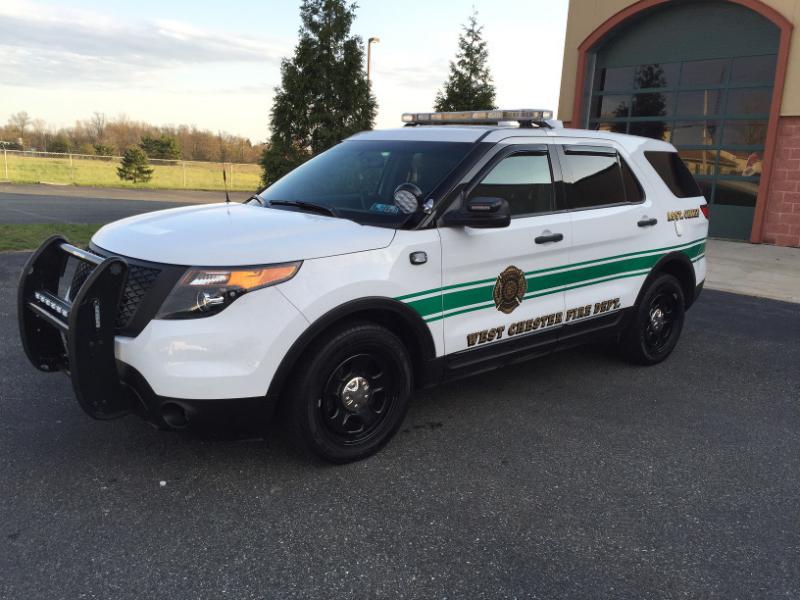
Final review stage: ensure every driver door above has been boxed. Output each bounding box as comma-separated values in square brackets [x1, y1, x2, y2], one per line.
[437, 143, 572, 363]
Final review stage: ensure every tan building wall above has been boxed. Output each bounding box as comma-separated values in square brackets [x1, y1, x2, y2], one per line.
[558, 0, 800, 122]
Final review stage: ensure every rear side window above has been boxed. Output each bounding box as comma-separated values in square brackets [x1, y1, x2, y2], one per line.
[561, 145, 642, 209]
[621, 159, 645, 203]
[645, 151, 702, 198]
[471, 152, 554, 217]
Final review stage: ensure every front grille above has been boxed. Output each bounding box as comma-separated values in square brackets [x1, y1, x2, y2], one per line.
[116, 265, 160, 327]
[68, 261, 93, 301]
[67, 253, 163, 329]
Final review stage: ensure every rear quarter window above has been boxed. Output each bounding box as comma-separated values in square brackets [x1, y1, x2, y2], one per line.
[561, 146, 643, 208]
[645, 151, 702, 198]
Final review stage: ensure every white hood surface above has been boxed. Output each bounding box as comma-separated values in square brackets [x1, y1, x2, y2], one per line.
[91, 203, 396, 266]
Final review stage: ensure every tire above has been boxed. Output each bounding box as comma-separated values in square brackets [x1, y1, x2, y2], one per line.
[620, 273, 686, 365]
[283, 321, 413, 463]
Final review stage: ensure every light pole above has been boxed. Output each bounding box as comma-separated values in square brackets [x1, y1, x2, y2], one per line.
[367, 37, 380, 81]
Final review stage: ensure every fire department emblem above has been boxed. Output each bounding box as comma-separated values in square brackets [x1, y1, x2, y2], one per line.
[493, 266, 527, 314]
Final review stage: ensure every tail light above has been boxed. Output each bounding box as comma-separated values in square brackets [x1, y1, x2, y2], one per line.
[700, 204, 710, 220]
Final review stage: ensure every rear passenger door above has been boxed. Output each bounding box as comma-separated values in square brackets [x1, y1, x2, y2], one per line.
[438, 143, 572, 358]
[556, 143, 654, 338]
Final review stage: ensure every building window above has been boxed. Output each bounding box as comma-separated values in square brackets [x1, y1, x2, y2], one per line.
[587, 55, 775, 220]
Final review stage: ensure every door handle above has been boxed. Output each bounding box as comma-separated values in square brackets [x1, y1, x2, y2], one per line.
[637, 217, 658, 227]
[534, 232, 564, 244]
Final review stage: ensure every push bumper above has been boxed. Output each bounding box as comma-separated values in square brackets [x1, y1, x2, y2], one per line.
[18, 236, 275, 428]
[19, 235, 132, 419]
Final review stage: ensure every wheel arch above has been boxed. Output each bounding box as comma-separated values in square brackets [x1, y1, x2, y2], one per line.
[636, 251, 698, 309]
[266, 297, 439, 401]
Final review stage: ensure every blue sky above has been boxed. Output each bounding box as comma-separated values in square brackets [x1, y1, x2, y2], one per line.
[0, 0, 568, 142]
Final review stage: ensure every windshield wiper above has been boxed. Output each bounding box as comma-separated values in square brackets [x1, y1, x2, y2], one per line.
[244, 194, 265, 206]
[267, 200, 339, 218]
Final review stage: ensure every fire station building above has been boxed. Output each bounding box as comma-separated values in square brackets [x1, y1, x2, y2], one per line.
[559, 0, 800, 246]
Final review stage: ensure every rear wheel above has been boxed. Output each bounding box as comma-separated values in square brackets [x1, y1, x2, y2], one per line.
[620, 273, 686, 365]
[284, 321, 412, 463]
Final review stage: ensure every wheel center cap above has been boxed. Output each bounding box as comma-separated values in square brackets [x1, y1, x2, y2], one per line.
[341, 376, 370, 411]
[650, 307, 665, 331]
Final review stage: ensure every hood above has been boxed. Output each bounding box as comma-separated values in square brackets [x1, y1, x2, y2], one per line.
[91, 203, 396, 266]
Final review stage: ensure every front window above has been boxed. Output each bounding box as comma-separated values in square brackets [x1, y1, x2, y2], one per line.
[257, 140, 472, 227]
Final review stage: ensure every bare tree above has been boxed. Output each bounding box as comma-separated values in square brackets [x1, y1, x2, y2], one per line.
[8, 111, 31, 141]
[30, 118, 48, 151]
[88, 111, 107, 142]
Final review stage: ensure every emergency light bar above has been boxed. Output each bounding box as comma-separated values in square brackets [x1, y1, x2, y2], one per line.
[402, 109, 555, 127]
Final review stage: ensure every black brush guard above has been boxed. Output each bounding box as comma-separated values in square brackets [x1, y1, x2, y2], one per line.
[18, 235, 132, 419]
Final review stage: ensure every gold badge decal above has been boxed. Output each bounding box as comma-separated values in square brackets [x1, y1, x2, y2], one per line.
[493, 266, 527, 314]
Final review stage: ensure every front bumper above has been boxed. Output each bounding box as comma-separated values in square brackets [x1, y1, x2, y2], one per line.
[18, 236, 299, 427]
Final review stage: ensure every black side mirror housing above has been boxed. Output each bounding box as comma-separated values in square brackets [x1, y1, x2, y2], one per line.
[442, 196, 511, 228]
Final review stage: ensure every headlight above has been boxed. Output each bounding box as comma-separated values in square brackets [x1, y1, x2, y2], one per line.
[156, 261, 301, 320]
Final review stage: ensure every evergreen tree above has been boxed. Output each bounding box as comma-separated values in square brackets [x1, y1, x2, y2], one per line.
[434, 10, 496, 112]
[93, 143, 115, 157]
[49, 134, 71, 154]
[139, 134, 181, 160]
[117, 146, 154, 183]
[260, 0, 377, 186]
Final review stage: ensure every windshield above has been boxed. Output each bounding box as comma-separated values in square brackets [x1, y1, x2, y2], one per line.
[258, 140, 472, 227]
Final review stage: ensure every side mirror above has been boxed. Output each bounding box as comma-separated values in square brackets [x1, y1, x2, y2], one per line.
[442, 196, 511, 229]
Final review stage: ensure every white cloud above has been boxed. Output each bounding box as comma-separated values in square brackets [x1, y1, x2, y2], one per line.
[0, 1, 286, 88]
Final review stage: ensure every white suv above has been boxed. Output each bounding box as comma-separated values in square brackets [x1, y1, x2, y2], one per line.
[19, 109, 709, 463]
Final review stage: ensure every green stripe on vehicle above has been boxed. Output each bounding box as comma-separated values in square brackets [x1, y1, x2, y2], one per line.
[395, 237, 706, 302]
[402, 240, 705, 321]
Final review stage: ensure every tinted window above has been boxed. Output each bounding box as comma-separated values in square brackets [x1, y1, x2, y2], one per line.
[630, 120, 672, 142]
[645, 151, 703, 198]
[722, 120, 767, 145]
[676, 90, 722, 116]
[672, 121, 721, 145]
[726, 88, 771, 115]
[260, 140, 472, 228]
[562, 147, 627, 209]
[731, 55, 776, 85]
[680, 58, 728, 86]
[472, 153, 553, 217]
[634, 63, 680, 89]
[591, 94, 630, 119]
[632, 92, 674, 117]
[596, 66, 635, 91]
[621, 158, 644, 203]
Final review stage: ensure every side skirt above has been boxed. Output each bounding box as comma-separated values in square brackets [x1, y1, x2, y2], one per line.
[432, 308, 632, 384]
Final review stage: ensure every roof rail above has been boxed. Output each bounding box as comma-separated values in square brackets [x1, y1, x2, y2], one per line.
[402, 109, 556, 128]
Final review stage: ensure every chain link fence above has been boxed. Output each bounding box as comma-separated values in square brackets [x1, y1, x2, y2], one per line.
[0, 148, 261, 192]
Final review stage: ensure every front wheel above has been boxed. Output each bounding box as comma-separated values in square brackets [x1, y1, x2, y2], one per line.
[284, 321, 413, 463]
[620, 273, 686, 365]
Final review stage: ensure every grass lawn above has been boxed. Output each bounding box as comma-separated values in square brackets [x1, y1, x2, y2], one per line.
[2, 154, 261, 192]
[0, 223, 103, 252]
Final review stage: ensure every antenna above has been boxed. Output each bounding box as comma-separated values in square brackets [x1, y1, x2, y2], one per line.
[222, 168, 231, 204]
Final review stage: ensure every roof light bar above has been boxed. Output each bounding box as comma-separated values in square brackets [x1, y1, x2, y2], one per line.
[402, 109, 554, 126]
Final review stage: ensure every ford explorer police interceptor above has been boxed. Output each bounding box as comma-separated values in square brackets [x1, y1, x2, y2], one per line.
[18, 109, 708, 463]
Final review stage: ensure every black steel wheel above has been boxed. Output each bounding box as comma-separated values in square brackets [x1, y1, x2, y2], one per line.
[318, 351, 401, 446]
[284, 321, 412, 463]
[620, 273, 686, 365]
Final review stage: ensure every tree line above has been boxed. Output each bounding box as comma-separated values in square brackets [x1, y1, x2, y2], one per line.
[0, 111, 265, 164]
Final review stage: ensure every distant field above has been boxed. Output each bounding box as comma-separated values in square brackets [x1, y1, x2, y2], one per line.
[1, 153, 261, 192]
[0, 223, 102, 252]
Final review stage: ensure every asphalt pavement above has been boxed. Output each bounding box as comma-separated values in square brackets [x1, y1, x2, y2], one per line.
[1, 251, 799, 599]
[0, 185, 250, 224]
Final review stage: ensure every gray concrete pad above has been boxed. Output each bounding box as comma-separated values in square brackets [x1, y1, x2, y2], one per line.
[706, 239, 800, 304]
